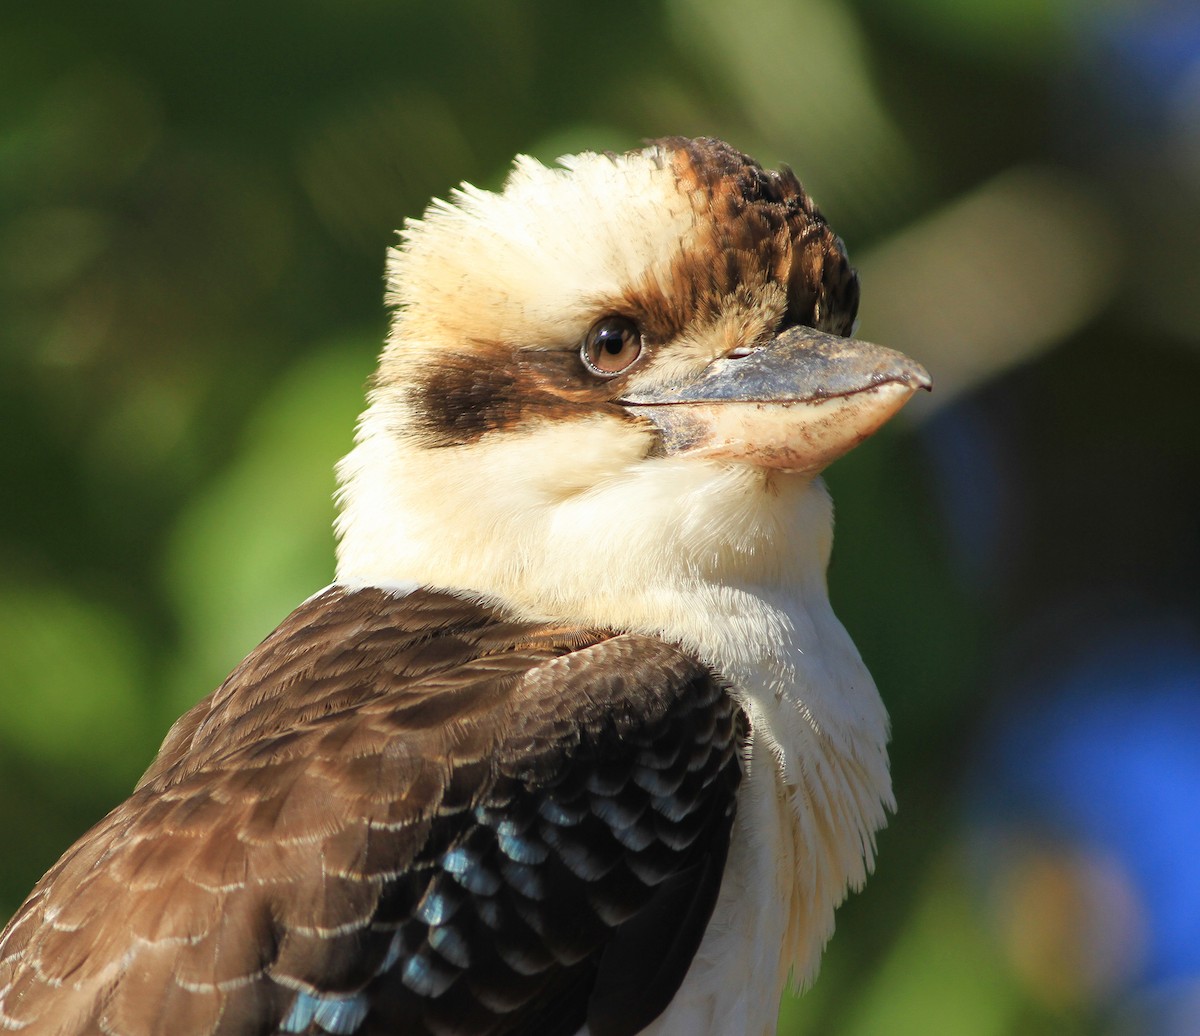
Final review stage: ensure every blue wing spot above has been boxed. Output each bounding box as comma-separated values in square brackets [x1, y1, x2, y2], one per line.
[402, 950, 457, 997]
[494, 818, 524, 839]
[378, 930, 405, 974]
[281, 991, 368, 1035]
[417, 885, 460, 926]
[442, 846, 473, 875]
[590, 793, 646, 829]
[631, 764, 684, 797]
[280, 992, 318, 1033]
[610, 817, 655, 852]
[429, 923, 471, 968]
[497, 829, 549, 865]
[442, 846, 502, 896]
[314, 996, 369, 1035]
[537, 796, 586, 826]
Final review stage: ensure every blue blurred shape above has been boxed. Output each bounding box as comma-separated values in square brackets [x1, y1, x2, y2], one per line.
[1080, 2, 1200, 133]
[975, 624, 1200, 992]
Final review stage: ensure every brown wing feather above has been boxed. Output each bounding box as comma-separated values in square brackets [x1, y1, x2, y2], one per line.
[0, 586, 742, 1036]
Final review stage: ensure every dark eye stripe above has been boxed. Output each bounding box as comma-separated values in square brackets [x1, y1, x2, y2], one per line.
[408, 344, 640, 448]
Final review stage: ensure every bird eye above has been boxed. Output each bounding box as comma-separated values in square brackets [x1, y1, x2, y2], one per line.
[581, 317, 643, 377]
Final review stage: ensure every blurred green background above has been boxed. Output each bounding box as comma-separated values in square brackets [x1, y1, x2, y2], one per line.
[3, 0, 1199, 1033]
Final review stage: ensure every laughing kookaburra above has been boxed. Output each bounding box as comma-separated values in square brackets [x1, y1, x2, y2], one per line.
[0, 137, 929, 1036]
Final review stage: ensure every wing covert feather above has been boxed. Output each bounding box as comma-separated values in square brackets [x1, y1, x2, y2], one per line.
[0, 586, 744, 1036]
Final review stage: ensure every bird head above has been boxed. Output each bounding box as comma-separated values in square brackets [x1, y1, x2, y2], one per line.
[335, 137, 928, 638]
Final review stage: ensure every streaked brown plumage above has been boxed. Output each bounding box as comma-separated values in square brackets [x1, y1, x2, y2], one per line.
[1, 588, 740, 1036]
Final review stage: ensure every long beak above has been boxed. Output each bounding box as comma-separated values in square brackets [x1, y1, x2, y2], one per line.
[618, 325, 931, 475]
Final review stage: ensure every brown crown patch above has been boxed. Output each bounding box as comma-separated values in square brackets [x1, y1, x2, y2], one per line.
[629, 136, 860, 340]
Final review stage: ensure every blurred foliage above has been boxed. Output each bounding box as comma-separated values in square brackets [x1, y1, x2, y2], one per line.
[2, 0, 1199, 1033]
